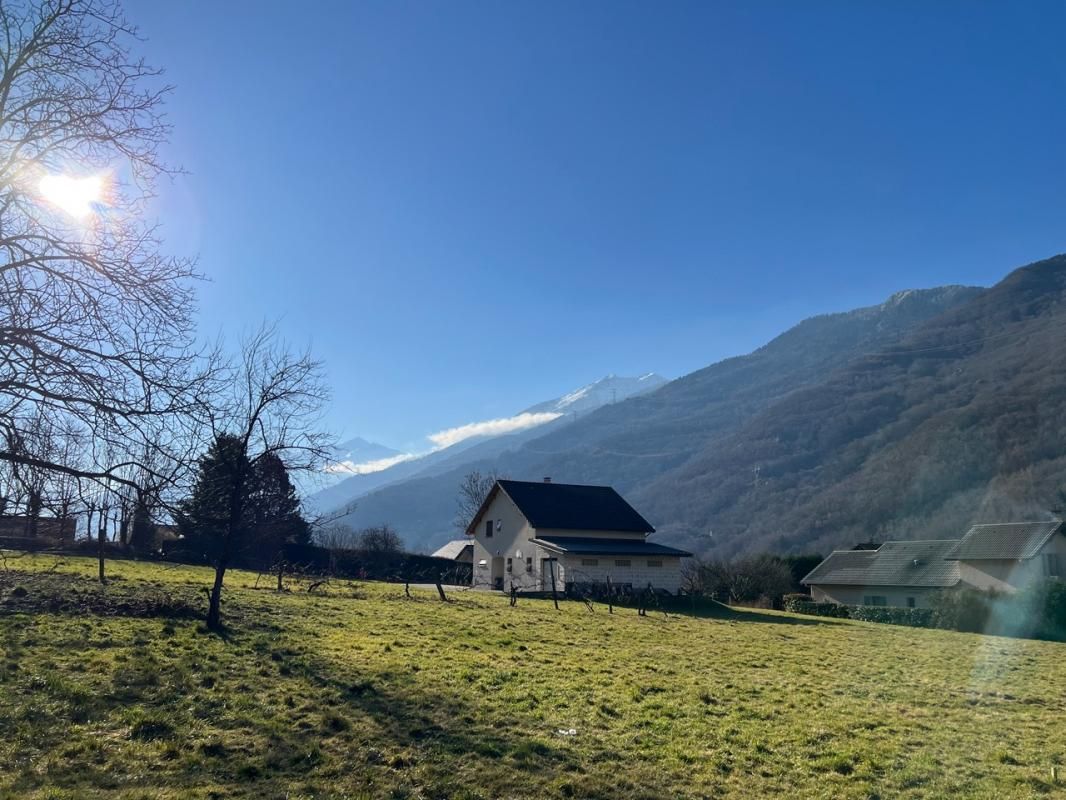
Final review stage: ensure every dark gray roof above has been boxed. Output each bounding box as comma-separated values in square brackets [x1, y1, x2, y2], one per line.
[430, 540, 472, 560]
[945, 521, 1062, 561]
[802, 539, 961, 588]
[531, 536, 691, 557]
[486, 480, 654, 534]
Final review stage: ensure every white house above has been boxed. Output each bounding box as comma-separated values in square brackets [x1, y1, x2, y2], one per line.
[466, 478, 691, 595]
[803, 520, 1065, 609]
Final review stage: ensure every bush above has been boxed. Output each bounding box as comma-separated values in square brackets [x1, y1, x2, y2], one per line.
[787, 582, 1066, 642]
[930, 588, 997, 633]
[1011, 580, 1066, 641]
[849, 605, 935, 628]
[784, 598, 850, 618]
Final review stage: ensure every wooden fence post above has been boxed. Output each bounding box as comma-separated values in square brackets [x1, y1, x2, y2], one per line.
[548, 558, 559, 610]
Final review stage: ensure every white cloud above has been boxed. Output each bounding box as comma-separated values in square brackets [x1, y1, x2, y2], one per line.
[325, 453, 414, 476]
[428, 412, 562, 449]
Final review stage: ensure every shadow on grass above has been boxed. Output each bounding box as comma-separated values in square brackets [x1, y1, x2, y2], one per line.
[526, 593, 845, 628]
[279, 645, 574, 768]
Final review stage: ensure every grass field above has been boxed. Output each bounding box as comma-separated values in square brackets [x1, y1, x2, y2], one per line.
[1, 555, 1065, 799]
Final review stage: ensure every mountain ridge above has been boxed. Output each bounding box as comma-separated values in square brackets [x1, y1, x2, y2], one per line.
[308, 373, 666, 515]
[329, 282, 986, 552]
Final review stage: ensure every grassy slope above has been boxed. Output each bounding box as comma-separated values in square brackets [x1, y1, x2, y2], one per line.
[1, 557, 1064, 799]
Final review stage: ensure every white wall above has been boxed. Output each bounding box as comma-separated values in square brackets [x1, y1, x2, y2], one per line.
[809, 585, 944, 608]
[469, 490, 535, 589]
[561, 553, 683, 594]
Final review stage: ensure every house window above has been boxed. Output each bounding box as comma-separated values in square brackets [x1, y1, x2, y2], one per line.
[647, 559, 663, 568]
[907, 597, 916, 608]
[484, 520, 493, 538]
[525, 557, 533, 573]
[506, 557, 513, 573]
[863, 595, 887, 606]
[581, 558, 599, 567]
[1043, 553, 1060, 577]
[615, 559, 631, 567]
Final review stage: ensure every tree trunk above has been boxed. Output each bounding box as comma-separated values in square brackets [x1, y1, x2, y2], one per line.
[207, 560, 227, 630]
[97, 517, 106, 584]
[435, 577, 448, 602]
[276, 560, 284, 592]
[606, 575, 613, 614]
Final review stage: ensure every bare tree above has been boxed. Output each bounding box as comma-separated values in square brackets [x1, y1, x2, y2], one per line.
[0, 0, 204, 489]
[454, 468, 501, 533]
[316, 523, 360, 553]
[701, 555, 794, 606]
[356, 524, 403, 555]
[192, 326, 331, 630]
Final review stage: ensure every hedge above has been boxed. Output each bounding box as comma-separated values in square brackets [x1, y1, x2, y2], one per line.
[785, 581, 1066, 642]
[848, 605, 935, 628]
[783, 598, 851, 618]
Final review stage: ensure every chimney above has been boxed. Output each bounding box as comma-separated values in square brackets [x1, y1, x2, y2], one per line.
[543, 476, 551, 483]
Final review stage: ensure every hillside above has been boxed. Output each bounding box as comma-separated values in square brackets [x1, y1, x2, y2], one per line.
[3, 555, 1066, 799]
[641, 254, 1066, 557]
[334, 285, 982, 552]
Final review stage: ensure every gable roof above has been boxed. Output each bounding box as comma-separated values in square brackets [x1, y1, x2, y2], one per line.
[802, 539, 962, 588]
[945, 521, 1062, 561]
[466, 480, 654, 535]
[531, 536, 691, 557]
[431, 540, 473, 560]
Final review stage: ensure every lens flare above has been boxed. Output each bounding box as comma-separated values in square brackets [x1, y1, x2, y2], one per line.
[38, 173, 105, 219]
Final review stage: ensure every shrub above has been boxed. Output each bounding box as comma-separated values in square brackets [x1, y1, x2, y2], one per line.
[1011, 580, 1066, 641]
[930, 588, 997, 633]
[849, 605, 935, 628]
[784, 599, 850, 618]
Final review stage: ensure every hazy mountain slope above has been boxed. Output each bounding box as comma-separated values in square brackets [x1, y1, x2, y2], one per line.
[524, 373, 666, 416]
[309, 374, 664, 515]
[336, 285, 983, 552]
[482, 285, 983, 494]
[640, 254, 1066, 558]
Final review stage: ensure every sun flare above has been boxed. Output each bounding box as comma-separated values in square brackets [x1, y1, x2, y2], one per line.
[38, 173, 105, 219]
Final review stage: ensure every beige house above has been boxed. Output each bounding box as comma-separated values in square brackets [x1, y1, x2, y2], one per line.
[802, 539, 963, 609]
[944, 521, 1064, 592]
[803, 520, 1065, 609]
[466, 479, 691, 595]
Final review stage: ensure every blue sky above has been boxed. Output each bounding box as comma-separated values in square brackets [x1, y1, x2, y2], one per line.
[127, 0, 1066, 451]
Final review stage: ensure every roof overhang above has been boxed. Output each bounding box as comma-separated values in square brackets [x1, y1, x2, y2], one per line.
[531, 536, 692, 558]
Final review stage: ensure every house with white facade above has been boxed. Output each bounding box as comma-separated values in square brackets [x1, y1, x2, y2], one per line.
[802, 520, 1065, 608]
[466, 478, 691, 595]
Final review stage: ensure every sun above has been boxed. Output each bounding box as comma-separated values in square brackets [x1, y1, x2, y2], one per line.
[38, 173, 105, 219]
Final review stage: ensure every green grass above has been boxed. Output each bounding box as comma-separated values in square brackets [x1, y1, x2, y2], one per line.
[1, 555, 1065, 798]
